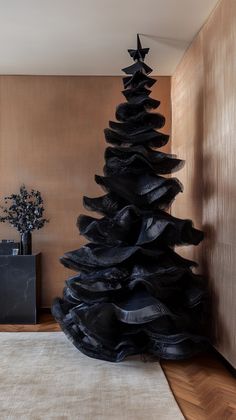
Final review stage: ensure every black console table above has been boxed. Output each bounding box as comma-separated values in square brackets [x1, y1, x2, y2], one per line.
[0, 253, 41, 324]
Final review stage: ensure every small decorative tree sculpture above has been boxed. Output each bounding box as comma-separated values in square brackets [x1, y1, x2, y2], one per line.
[0, 185, 49, 254]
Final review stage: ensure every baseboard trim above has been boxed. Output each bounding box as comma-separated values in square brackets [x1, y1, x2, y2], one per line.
[39, 307, 52, 314]
[210, 346, 236, 377]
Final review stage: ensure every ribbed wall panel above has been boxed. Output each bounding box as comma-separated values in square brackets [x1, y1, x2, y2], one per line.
[171, 0, 236, 367]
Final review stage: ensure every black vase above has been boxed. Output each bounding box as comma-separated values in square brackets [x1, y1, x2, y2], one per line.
[20, 231, 32, 255]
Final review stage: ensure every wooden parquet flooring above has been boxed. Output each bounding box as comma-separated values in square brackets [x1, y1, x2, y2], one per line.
[1, 310, 236, 420]
[162, 356, 236, 420]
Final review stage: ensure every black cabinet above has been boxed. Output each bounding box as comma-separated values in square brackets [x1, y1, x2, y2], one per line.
[0, 254, 41, 324]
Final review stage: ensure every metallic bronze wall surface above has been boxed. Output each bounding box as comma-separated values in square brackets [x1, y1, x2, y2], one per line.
[171, 0, 236, 367]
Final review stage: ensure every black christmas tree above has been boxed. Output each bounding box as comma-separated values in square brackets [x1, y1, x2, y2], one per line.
[52, 35, 207, 362]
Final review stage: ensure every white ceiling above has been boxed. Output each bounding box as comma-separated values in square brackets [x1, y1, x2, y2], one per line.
[0, 0, 219, 76]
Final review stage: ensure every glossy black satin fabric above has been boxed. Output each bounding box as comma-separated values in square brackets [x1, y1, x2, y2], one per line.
[52, 36, 208, 362]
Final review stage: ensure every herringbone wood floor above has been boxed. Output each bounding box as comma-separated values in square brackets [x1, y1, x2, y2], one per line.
[162, 356, 236, 419]
[1, 311, 236, 420]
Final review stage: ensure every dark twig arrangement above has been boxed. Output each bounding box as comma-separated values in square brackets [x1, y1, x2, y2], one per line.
[0, 185, 48, 233]
[52, 35, 208, 362]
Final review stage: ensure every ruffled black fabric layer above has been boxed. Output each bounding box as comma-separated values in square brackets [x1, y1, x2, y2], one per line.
[104, 146, 184, 176]
[95, 174, 183, 210]
[52, 38, 208, 362]
[77, 207, 204, 247]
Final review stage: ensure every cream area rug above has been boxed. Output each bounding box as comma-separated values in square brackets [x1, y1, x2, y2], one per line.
[0, 332, 184, 420]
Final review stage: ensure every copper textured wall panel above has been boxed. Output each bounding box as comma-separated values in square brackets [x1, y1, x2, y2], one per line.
[171, 0, 236, 367]
[0, 75, 171, 307]
[202, 0, 236, 367]
[171, 33, 204, 265]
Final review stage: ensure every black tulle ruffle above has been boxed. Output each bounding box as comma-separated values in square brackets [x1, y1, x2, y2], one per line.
[109, 112, 166, 134]
[62, 263, 206, 308]
[77, 206, 203, 247]
[122, 72, 156, 89]
[104, 127, 169, 148]
[95, 173, 183, 209]
[52, 295, 207, 362]
[60, 243, 197, 273]
[122, 61, 153, 75]
[116, 100, 161, 122]
[116, 103, 146, 121]
[83, 193, 125, 216]
[104, 145, 184, 176]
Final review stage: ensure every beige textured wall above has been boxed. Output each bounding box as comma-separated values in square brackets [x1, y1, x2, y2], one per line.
[171, 0, 236, 367]
[0, 75, 171, 307]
